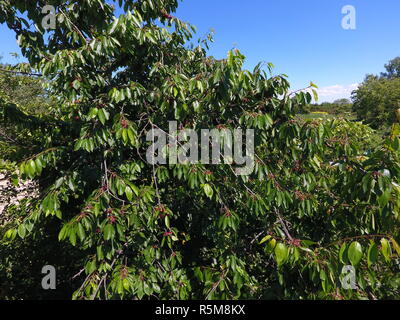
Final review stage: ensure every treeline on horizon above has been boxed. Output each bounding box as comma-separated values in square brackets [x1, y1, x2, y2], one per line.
[302, 56, 400, 131]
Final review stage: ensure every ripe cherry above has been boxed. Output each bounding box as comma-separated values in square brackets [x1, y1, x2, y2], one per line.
[121, 119, 129, 128]
[108, 215, 117, 224]
[290, 239, 301, 247]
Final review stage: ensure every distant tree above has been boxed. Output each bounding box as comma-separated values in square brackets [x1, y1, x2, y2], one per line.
[381, 57, 400, 79]
[306, 100, 353, 116]
[0, 64, 49, 115]
[352, 76, 400, 128]
[0, 64, 53, 161]
[352, 58, 400, 128]
[333, 98, 351, 105]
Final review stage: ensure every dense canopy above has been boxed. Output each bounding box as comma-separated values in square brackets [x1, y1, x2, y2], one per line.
[0, 0, 399, 300]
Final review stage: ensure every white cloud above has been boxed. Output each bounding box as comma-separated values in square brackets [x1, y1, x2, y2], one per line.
[290, 83, 360, 103]
[316, 83, 359, 102]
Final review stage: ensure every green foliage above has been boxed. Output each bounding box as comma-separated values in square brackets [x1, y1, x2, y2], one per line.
[0, 199, 87, 299]
[381, 56, 400, 79]
[0, 65, 53, 161]
[0, 0, 399, 300]
[352, 57, 400, 130]
[326, 119, 377, 153]
[333, 98, 352, 105]
[0, 64, 49, 114]
[299, 117, 380, 154]
[305, 101, 354, 117]
[352, 75, 400, 129]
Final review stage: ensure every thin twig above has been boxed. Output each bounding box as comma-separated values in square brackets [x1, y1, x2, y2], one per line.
[71, 268, 85, 280]
[205, 269, 228, 300]
[275, 208, 293, 241]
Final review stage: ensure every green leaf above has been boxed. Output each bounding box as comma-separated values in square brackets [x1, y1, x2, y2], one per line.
[301, 240, 317, 247]
[4, 228, 17, 240]
[123, 278, 130, 290]
[126, 182, 139, 196]
[103, 224, 115, 241]
[98, 108, 106, 125]
[34, 158, 43, 174]
[348, 241, 363, 266]
[310, 81, 318, 89]
[293, 247, 300, 263]
[128, 128, 136, 145]
[109, 18, 119, 34]
[58, 224, 68, 241]
[197, 80, 204, 93]
[88, 107, 98, 119]
[28, 159, 36, 176]
[312, 89, 318, 103]
[122, 129, 128, 143]
[380, 238, 391, 262]
[339, 243, 348, 264]
[203, 184, 213, 199]
[367, 242, 378, 268]
[259, 234, 272, 245]
[165, 215, 170, 229]
[275, 243, 288, 267]
[77, 223, 85, 241]
[96, 246, 104, 260]
[125, 185, 133, 201]
[17, 224, 26, 238]
[69, 230, 77, 246]
[391, 238, 400, 256]
[378, 189, 391, 208]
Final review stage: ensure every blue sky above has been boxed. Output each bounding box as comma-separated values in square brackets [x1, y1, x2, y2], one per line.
[1, 0, 400, 102]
